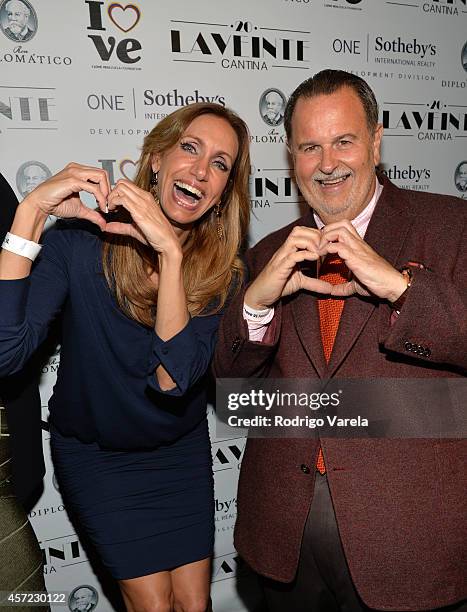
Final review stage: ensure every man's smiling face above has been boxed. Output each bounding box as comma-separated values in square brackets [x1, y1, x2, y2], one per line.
[289, 86, 383, 224]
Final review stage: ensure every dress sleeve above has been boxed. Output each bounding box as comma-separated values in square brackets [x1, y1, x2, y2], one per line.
[147, 313, 222, 396]
[0, 226, 70, 375]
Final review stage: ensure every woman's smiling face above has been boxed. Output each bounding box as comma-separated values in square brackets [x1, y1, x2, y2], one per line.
[152, 114, 239, 229]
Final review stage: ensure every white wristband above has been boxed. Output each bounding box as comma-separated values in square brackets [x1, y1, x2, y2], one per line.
[1, 232, 42, 261]
[243, 302, 274, 322]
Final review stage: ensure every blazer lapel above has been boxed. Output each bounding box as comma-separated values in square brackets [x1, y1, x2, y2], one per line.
[289, 211, 328, 377]
[326, 177, 415, 377]
[291, 282, 328, 378]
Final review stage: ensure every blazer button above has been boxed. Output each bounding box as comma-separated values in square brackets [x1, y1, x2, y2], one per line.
[424, 347, 431, 357]
[300, 464, 310, 474]
[404, 341, 412, 351]
[231, 338, 241, 353]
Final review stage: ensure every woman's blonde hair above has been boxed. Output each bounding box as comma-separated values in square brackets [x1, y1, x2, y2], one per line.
[102, 103, 250, 327]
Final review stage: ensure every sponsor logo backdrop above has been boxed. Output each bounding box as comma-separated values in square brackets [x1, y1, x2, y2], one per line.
[0, 0, 465, 610]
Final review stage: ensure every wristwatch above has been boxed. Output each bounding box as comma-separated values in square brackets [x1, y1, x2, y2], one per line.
[391, 267, 413, 311]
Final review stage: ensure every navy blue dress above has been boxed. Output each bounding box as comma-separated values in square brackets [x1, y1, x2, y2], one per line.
[0, 221, 221, 579]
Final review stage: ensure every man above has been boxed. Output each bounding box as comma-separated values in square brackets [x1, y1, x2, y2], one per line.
[214, 70, 466, 611]
[2, 0, 34, 42]
[262, 90, 285, 126]
[455, 161, 467, 192]
[19, 163, 49, 198]
[69, 587, 97, 612]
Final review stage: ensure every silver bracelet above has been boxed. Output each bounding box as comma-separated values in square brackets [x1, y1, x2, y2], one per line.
[1, 232, 42, 261]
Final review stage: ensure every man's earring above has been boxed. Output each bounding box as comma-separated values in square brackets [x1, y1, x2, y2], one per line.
[150, 171, 158, 200]
[214, 203, 224, 241]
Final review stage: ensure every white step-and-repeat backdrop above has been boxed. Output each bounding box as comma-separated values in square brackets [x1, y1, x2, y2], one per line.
[1, 0, 466, 610]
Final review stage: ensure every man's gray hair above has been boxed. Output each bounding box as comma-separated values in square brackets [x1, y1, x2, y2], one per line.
[6, 0, 30, 17]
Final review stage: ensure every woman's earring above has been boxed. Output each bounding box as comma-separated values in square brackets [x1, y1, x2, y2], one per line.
[214, 203, 224, 241]
[150, 171, 158, 200]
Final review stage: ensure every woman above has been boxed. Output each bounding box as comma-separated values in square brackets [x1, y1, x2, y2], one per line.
[0, 103, 250, 611]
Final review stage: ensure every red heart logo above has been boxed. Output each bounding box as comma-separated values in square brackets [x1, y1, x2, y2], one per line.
[108, 3, 141, 33]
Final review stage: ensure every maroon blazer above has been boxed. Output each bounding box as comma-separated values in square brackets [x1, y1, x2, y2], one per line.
[213, 176, 467, 611]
